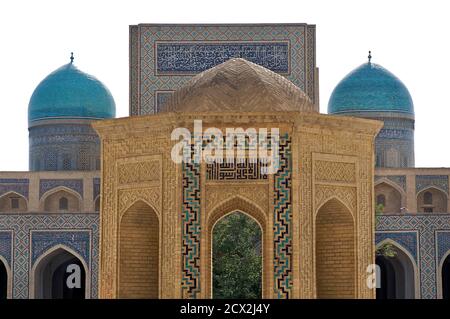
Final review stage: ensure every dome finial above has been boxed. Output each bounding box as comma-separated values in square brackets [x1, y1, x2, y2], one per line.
[368, 50, 372, 64]
[70, 52, 74, 64]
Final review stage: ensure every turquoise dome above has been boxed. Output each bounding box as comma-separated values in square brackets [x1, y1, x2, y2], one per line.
[328, 62, 414, 115]
[28, 62, 116, 123]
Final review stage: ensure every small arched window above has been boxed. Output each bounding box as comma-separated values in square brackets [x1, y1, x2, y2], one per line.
[59, 197, 69, 211]
[377, 194, 386, 207]
[424, 191, 433, 205]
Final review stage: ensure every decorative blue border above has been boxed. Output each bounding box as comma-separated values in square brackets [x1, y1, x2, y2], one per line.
[30, 230, 91, 267]
[0, 230, 13, 267]
[377, 214, 450, 299]
[39, 179, 83, 199]
[376, 230, 419, 263]
[0, 179, 29, 199]
[0, 213, 98, 299]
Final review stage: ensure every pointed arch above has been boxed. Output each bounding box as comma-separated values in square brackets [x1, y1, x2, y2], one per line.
[376, 239, 419, 299]
[40, 186, 82, 212]
[205, 195, 269, 298]
[212, 211, 262, 299]
[0, 191, 28, 212]
[437, 249, 450, 299]
[417, 186, 448, 213]
[374, 180, 405, 214]
[118, 200, 160, 298]
[119, 197, 160, 221]
[375, 178, 406, 198]
[94, 195, 100, 213]
[30, 244, 90, 299]
[315, 195, 355, 222]
[0, 255, 12, 299]
[208, 195, 267, 230]
[315, 197, 355, 299]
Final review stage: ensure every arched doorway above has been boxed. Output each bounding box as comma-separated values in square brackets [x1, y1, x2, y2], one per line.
[376, 255, 396, 299]
[376, 242, 416, 299]
[119, 201, 159, 298]
[0, 258, 7, 299]
[212, 211, 262, 299]
[315, 198, 355, 298]
[442, 254, 450, 299]
[33, 247, 87, 299]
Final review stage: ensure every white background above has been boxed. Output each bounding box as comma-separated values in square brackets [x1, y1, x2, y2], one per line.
[0, 0, 449, 170]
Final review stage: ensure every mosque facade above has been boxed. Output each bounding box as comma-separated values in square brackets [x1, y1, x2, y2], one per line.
[0, 23, 449, 299]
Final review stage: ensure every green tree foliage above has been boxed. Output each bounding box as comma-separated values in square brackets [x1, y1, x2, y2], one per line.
[375, 203, 397, 258]
[213, 212, 262, 299]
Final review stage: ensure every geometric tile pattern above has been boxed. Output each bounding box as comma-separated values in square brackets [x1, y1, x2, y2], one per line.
[377, 214, 450, 299]
[0, 179, 29, 199]
[436, 231, 450, 266]
[39, 179, 84, 199]
[273, 134, 292, 299]
[29, 124, 101, 172]
[0, 231, 12, 266]
[416, 175, 449, 194]
[31, 230, 91, 266]
[375, 230, 418, 262]
[0, 213, 98, 299]
[155, 91, 174, 112]
[130, 24, 317, 115]
[181, 162, 201, 299]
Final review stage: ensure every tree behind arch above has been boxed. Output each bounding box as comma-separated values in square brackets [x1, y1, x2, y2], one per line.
[213, 212, 262, 299]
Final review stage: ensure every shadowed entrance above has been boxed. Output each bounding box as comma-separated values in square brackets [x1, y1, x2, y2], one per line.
[34, 248, 86, 299]
[376, 245, 416, 299]
[0, 259, 7, 299]
[442, 254, 450, 299]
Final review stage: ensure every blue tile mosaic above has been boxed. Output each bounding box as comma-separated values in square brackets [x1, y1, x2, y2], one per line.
[0, 213, 99, 299]
[156, 42, 289, 74]
[39, 179, 83, 199]
[0, 179, 29, 199]
[31, 230, 91, 266]
[0, 231, 12, 266]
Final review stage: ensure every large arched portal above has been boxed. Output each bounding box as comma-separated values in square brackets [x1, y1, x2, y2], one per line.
[33, 247, 87, 299]
[0, 258, 7, 299]
[315, 198, 355, 299]
[376, 243, 416, 299]
[119, 201, 159, 298]
[212, 211, 262, 299]
[442, 254, 450, 299]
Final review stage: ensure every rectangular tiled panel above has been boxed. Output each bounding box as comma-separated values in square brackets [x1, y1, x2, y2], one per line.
[129, 24, 318, 115]
[155, 41, 290, 75]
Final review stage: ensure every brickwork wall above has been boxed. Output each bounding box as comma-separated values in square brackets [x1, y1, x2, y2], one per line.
[119, 201, 159, 298]
[315, 199, 355, 298]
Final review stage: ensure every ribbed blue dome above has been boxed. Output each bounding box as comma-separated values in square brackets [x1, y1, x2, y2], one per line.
[28, 62, 116, 123]
[328, 62, 414, 115]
